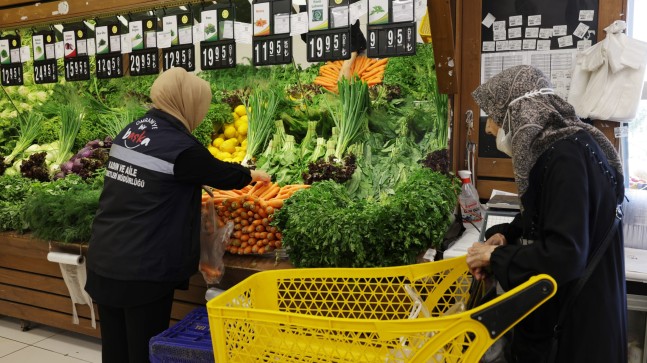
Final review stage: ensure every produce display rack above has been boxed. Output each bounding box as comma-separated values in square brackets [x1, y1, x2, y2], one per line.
[0, 232, 293, 338]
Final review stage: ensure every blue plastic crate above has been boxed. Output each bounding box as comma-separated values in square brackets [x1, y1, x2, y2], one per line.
[149, 307, 214, 363]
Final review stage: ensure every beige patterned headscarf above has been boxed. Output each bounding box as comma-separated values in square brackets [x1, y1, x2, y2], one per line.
[150, 67, 212, 132]
[472, 65, 622, 197]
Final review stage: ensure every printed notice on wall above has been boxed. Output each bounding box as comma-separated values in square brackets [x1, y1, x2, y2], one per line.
[480, 48, 577, 109]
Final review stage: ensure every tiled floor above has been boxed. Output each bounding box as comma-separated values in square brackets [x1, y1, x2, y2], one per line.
[0, 316, 101, 362]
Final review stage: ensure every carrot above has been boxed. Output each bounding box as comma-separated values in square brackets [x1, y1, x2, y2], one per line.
[361, 67, 384, 80]
[251, 182, 271, 197]
[364, 58, 388, 71]
[260, 184, 281, 199]
[367, 79, 382, 86]
[314, 79, 337, 88]
[265, 198, 284, 208]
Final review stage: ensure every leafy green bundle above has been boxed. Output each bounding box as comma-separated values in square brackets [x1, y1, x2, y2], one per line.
[273, 167, 459, 268]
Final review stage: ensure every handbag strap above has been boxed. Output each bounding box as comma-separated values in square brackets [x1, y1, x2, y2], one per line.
[548, 205, 623, 362]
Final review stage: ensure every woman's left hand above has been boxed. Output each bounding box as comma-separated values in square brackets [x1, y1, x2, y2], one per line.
[466, 243, 498, 280]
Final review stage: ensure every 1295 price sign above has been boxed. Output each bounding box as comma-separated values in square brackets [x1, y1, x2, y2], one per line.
[129, 49, 159, 76]
[162, 44, 195, 72]
[34, 59, 58, 84]
[96, 53, 124, 79]
[64, 56, 91, 81]
[1, 64, 24, 86]
[200, 40, 236, 70]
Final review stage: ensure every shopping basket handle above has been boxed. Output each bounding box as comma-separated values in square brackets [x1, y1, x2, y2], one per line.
[469, 274, 556, 340]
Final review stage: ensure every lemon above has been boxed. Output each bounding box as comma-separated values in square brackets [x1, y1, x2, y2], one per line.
[207, 145, 219, 156]
[219, 151, 233, 159]
[237, 134, 246, 143]
[237, 123, 248, 135]
[234, 104, 247, 117]
[232, 112, 240, 121]
[219, 142, 235, 154]
[223, 125, 237, 139]
[234, 117, 246, 129]
[212, 137, 225, 148]
[241, 139, 247, 147]
[239, 115, 248, 125]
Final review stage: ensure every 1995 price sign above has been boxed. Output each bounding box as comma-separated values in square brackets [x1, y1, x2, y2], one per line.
[129, 49, 159, 76]
[201, 40, 236, 70]
[34, 60, 58, 84]
[162, 44, 195, 72]
[367, 23, 416, 58]
[253, 35, 292, 66]
[1, 64, 24, 86]
[306, 28, 351, 62]
[64, 56, 91, 81]
[96, 53, 124, 79]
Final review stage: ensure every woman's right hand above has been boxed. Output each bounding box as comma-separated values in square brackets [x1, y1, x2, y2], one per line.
[250, 169, 271, 183]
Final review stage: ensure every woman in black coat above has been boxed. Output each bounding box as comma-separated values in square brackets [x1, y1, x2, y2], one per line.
[466, 65, 627, 363]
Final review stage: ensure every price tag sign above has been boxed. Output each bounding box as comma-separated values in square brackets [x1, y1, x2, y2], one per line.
[129, 48, 159, 76]
[96, 52, 124, 79]
[33, 59, 58, 84]
[64, 56, 91, 81]
[306, 28, 351, 62]
[200, 40, 236, 70]
[1, 63, 23, 86]
[252, 34, 292, 66]
[367, 22, 416, 58]
[162, 44, 195, 71]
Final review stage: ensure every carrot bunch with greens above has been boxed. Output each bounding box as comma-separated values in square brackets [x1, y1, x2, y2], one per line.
[201, 182, 309, 255]
[313, 56, 389, 93]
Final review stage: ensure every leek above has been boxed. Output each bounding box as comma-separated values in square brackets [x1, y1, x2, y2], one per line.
[5, 112, 43, 164]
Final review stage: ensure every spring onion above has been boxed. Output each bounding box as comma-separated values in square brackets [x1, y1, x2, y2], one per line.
[243, 89, 280, 166]
[326, 78, 370, 160]
[5, 112, 43, 164]
[54, 104, 84, 168]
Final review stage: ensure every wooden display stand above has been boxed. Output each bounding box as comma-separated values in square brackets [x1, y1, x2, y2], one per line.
[0, 232, 293, 338]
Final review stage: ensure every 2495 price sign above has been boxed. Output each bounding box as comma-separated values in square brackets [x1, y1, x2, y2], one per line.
[96, 53, 124, 79]
[162, 44, 195, 72]
[306, 28, 351, 62]
[253, 35, 292, 66]
[64, 56, 91, 81]
[200, 40, 236, 70]
[34, 59, 58, 84]
[129, 49, 159, 76]
[1, 64, 24, 86]
[367, 22, 416, 58]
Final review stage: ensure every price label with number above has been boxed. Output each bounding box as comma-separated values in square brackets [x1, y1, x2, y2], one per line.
[200, 40, 236, 70]
[306, 28, 351, 62]
[252, 35, 292, 66]
[64, 56, 91, 81]
[33, 59, 58, 84]
[129, 48, 159, 76]
[162, 44, 195, 71]
[96, 53, 124, 79]
[367, 22, 416, 58]
[1, 64, 23, 86]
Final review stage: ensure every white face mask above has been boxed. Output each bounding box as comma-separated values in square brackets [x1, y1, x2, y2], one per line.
[495, 122, 512, 156]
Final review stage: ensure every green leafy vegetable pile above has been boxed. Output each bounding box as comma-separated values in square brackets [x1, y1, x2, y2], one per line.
[273, 167, 459, 268]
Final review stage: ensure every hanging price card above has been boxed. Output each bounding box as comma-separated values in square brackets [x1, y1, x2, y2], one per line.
[366, 22, 416, 58]
[1, 63, 23, 86]
[96, 52, 124, 79]
[129, 48, 159, 76]
[306, 28, 351, 62]
[33, 59, 58, 84]
[162, 44, 195, 71]
[252, 34, 292, 66]
[64, 56, 91, 81]
[200, 40, 236, 69]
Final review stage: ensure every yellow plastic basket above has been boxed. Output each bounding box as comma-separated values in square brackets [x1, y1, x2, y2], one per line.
[206, 256, 555, 363]
[419, 10, 432, 43]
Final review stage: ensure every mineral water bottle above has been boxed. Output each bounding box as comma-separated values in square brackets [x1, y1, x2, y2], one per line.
[458, 170, 482, 222]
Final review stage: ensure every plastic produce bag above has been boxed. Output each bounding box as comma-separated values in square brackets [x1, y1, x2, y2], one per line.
[199, 191, 233, 285]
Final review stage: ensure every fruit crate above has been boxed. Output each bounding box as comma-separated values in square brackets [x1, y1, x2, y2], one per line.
[206, 256, 555, 362]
